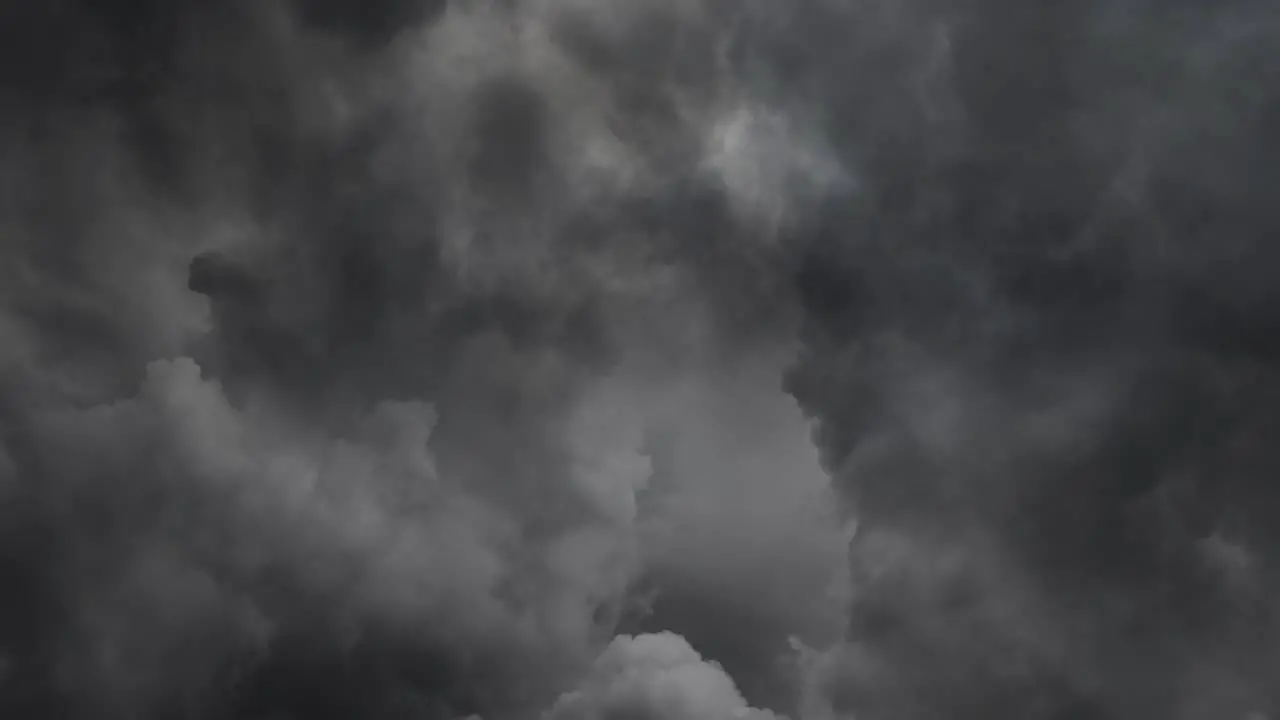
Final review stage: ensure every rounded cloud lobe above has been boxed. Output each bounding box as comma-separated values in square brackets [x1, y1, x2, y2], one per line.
[546, 632, 782, 720]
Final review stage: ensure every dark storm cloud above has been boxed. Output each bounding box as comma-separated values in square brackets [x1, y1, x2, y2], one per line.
[6, 0, 1280, 719]
[544, 631, 783, 720]
[778, 0, 1280, 718]
[0, 1, 847, 719]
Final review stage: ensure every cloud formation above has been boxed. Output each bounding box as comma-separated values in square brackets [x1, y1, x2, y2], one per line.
[0, 1, 841, 718]
[779, 1, 1280, 718]
[545, 632, 782, 720]
[3, 0, 1280, 719]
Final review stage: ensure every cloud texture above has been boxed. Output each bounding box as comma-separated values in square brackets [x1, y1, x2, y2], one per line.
[1, 1, 1279, 720]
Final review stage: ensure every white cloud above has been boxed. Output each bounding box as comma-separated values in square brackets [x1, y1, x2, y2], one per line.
[546, 632, 785, 720]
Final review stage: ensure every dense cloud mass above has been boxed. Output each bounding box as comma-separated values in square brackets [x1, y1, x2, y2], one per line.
[1, 0, 1279, 719]
[545, 632, 782, 720]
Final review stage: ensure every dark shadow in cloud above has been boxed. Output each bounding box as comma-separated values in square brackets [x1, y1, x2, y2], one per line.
[221, 630, 480, 720]
[296, 0, 447, 50]
[781, 0, 1280, 718]
[467, 75, 552, 201]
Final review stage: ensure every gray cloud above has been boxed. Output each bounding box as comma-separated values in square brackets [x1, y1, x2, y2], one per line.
[780, 1, 1280, 718]
[4, 1, 1280, 719]
[544, 632, 783, 720]
[0, 1, 842, 718]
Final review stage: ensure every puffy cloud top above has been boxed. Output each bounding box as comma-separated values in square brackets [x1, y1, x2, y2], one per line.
[546, 632, 784, 720]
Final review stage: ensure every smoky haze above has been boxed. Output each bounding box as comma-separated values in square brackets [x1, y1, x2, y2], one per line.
[0, 1, 1277, 719]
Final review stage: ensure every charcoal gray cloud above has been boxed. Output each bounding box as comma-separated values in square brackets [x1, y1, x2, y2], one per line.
[0, 1, 833, 718]
[781, 1, 1280, 718]
[1, 1, 1279, 720]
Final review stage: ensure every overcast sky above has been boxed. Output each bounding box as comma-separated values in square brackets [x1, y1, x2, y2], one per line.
[0, 1, 1278, 719]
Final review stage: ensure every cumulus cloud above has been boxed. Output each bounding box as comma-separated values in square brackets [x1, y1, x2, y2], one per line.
[545, 632, 783, 720]
[0, 1, 843, 718]
[5, 0, 1280, 719]
[620, 352, 849, 715]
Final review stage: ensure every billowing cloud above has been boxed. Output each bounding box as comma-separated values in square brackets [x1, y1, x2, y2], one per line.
[779, 0, 1280, 718]
[0, 1, 841, 718]
[4, 0, 1280, 719]
[546, 632, 783, 720]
